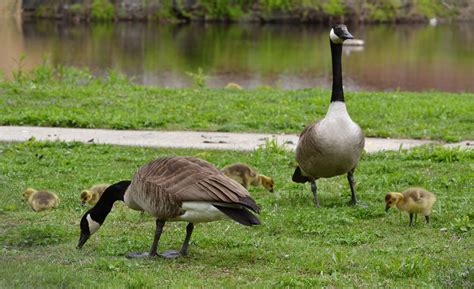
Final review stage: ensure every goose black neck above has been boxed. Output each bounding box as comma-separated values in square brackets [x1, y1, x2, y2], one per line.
[89, 180, 131, 224]
[330, 41, 344, 103]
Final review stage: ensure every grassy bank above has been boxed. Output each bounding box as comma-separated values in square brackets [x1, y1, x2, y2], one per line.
[0, 67, 473, 142]
[0, 140, 472, 287]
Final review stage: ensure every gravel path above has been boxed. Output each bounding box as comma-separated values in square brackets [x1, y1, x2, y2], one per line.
[0, 126, 471, 153]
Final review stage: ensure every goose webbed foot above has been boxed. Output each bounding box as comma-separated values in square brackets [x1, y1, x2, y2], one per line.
[160, 250, 181, 259]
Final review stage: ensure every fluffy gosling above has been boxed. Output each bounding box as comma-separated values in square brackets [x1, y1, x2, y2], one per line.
[80, 183, 110, 206]
[22, 188, 60, 212]
[221, 163, 274, 192]
[385, 187, 437, 226]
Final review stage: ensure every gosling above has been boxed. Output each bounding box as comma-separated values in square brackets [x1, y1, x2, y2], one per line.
[221, 163, 274, 192]
[385, 187, 437, 226]
[22, 188, 60, 212]
[80, 184, 110, 206]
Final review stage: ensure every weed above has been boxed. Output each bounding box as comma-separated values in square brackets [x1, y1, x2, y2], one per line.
[186, 67, 209, 88]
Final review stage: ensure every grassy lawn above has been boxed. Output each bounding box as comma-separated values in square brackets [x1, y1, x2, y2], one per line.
[0, 67, 473, 141]
[0, 140, 472, 287]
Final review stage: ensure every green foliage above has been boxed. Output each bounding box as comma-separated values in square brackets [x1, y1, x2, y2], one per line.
[366, 0, 401, 22]
[69, 3, 85, 15]
[91, 0, 115, 21]
[322, 0, 345, 16]
[261, 0, 293, 11]
[0, 141, 472, 287]
[201, 0, 245, 20]
[415, 0, 447, 18]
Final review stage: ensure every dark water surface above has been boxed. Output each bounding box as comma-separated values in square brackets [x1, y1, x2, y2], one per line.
[1, 18, 473, 92]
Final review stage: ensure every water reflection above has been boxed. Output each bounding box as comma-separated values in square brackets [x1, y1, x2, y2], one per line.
[1, 18, 473, 92]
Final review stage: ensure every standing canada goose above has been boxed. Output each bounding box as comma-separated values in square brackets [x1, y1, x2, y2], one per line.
[222, 163, 275, 192]
[77, 156, 260, 258]
[292, 24, 365, 207]
[22, 188, 60, 212]
[80, 183, 110, 206]
[385, 187, 437, 226]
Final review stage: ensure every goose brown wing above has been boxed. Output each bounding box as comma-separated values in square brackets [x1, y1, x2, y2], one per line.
[133, 156, 260, 214]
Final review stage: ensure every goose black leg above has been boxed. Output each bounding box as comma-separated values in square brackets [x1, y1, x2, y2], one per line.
[160, 222, 195, 259]
[179, 223, 194, 256]
[311, 181, 320, 208]
[126, 219, 165, 258]
[347, 170, 358, 205]
[409, 213, 414, 226]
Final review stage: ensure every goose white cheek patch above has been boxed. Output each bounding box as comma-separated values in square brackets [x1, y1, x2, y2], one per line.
[87, 214, 101, 234]
[330, 29, 343, 44]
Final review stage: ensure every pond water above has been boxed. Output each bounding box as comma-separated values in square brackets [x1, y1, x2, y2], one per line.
[1, 17, 473, 92]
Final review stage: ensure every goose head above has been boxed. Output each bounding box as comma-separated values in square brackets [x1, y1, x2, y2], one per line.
[79, 190, 92, 206]
[77, 180, 131, 249]
[384, 192, 403, 212]
[77, 210, 101, 248]
[330, 24, 354, 44]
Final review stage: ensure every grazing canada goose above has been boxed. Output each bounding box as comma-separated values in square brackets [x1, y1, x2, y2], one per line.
[80, 183, 110, 206]
[22, 188, 60, 212]
[385, 187, 437, 226]
[292, 24, 365, 207]
[222, 163, 274, 192]
[77, 156, 260, 258]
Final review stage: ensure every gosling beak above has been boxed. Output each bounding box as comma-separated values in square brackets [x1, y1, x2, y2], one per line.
[385, 204, 390, 212]
[269, 189, 274, 193]
[77, 232, 90, 249]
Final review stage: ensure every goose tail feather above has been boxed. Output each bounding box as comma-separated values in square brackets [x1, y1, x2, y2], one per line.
[292, 166, 309, 183]
[213, 205, 261, 226]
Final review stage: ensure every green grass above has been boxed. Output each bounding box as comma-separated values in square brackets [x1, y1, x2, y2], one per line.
[0, 140, 472, 287]
[0, 67, 473, 142]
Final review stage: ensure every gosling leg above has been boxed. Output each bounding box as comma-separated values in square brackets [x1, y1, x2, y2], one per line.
[311, 181, 320, 208]
[347, 170, 358, 205]
[425, 215, 430, 224]
[409, 213, 414, 226]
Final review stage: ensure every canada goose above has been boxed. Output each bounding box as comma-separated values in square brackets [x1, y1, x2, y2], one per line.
[77, 156, 260, 258]
[22, 188, 60, 212]
[385, 187, 437, 226]
[292, 24, 365, 207]
[80, 184, 110, 206]
[221, 163, 274, 192]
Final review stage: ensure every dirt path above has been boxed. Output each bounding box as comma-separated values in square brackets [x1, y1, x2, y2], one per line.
[0, 126, 471, 153]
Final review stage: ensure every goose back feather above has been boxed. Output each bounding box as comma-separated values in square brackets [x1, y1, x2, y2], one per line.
[125, 156, 260, 221]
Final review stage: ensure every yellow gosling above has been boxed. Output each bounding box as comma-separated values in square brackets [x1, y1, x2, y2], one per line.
[222, 163, 274, 192]
[22, 188, 60, 212]
[385, 187, 437, 226]
[80, 184, 110, 206]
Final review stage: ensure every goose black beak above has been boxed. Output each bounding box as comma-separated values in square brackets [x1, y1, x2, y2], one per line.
[341, 30, 354, 40]
[77, 232, 90, 249]
[385, 205, 390, 212]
